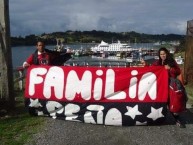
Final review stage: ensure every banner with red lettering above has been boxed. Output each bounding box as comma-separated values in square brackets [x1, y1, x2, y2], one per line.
[25, 65, 169, 126]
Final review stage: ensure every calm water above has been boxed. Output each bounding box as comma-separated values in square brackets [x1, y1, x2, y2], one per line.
[11, 43, 95, 68]
[12, 43, 155, 68]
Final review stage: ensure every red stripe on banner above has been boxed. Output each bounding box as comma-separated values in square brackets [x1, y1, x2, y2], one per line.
[25, 65, 168, 103]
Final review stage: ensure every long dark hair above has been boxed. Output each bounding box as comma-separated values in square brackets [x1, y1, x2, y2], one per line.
[157, 47, 176, 67]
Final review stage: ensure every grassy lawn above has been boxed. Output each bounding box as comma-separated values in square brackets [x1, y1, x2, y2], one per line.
[0, 90, 45, 145]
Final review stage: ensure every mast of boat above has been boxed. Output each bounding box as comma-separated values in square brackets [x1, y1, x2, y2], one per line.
[134, 37, 137, 48]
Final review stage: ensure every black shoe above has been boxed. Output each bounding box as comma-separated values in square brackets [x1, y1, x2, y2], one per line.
[172, 114, 186, 128]
[176, 120, 186, 128]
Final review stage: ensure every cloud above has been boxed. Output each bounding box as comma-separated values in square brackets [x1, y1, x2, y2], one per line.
[9, 0, 193, 36]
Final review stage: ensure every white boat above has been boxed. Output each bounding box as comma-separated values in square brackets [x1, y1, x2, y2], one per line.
[91, 40, 134, 53]
[175, 56, 184, 64]
[169, 48, 175, 54]
[54, 39, 65, 52]
[125, 57, 132, 62]
[154, 56, 159, 59]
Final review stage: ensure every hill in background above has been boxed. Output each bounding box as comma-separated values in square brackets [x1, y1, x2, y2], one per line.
[11, 30, 185, 47]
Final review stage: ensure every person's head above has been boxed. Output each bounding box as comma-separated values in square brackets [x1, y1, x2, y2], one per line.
[158, 47, 170, 61]
[158, 47, 175, 66]
[36, 40, 45, 53]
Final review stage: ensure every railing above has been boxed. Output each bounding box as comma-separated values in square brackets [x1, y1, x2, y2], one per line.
[13, 66, 25, 91]
[0, 67, 25, 99]
[64, 60, 143, 67]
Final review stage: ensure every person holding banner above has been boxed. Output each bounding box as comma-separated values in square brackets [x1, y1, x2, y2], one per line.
[142, 47, 187, 128]
[23, 40, 72, 68]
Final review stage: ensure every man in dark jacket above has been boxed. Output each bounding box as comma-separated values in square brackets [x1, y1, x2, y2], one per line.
[23, 40, 71, 68]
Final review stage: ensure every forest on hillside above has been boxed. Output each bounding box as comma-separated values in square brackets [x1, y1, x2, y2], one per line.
[11, 30, 185, 47]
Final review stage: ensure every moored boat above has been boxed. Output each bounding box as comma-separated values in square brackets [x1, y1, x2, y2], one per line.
[91, 40, 134, 54]
[175, 56, 184, 64]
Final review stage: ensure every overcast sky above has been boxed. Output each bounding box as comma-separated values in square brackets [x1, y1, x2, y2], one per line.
[9, 0, 193, 37]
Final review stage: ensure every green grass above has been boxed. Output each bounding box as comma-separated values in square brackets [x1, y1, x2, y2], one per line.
[0, 90, 45, 145]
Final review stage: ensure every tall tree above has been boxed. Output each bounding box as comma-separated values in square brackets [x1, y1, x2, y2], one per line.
[0, 0, 14, 109]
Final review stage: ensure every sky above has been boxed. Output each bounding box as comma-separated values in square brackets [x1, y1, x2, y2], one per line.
[9, 0, 193, 37]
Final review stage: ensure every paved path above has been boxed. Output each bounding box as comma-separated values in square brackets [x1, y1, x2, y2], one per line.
[26, 104, 193, 145]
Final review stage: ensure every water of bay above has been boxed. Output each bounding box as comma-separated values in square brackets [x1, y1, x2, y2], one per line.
[11, 43, 155, 68]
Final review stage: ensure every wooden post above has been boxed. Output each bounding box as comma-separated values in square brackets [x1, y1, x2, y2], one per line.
[184, 20, 193, 84]
[0, 0, 14, 109]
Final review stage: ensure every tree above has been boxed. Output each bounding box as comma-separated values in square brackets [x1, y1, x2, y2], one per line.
[0, 0, 14, 109]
